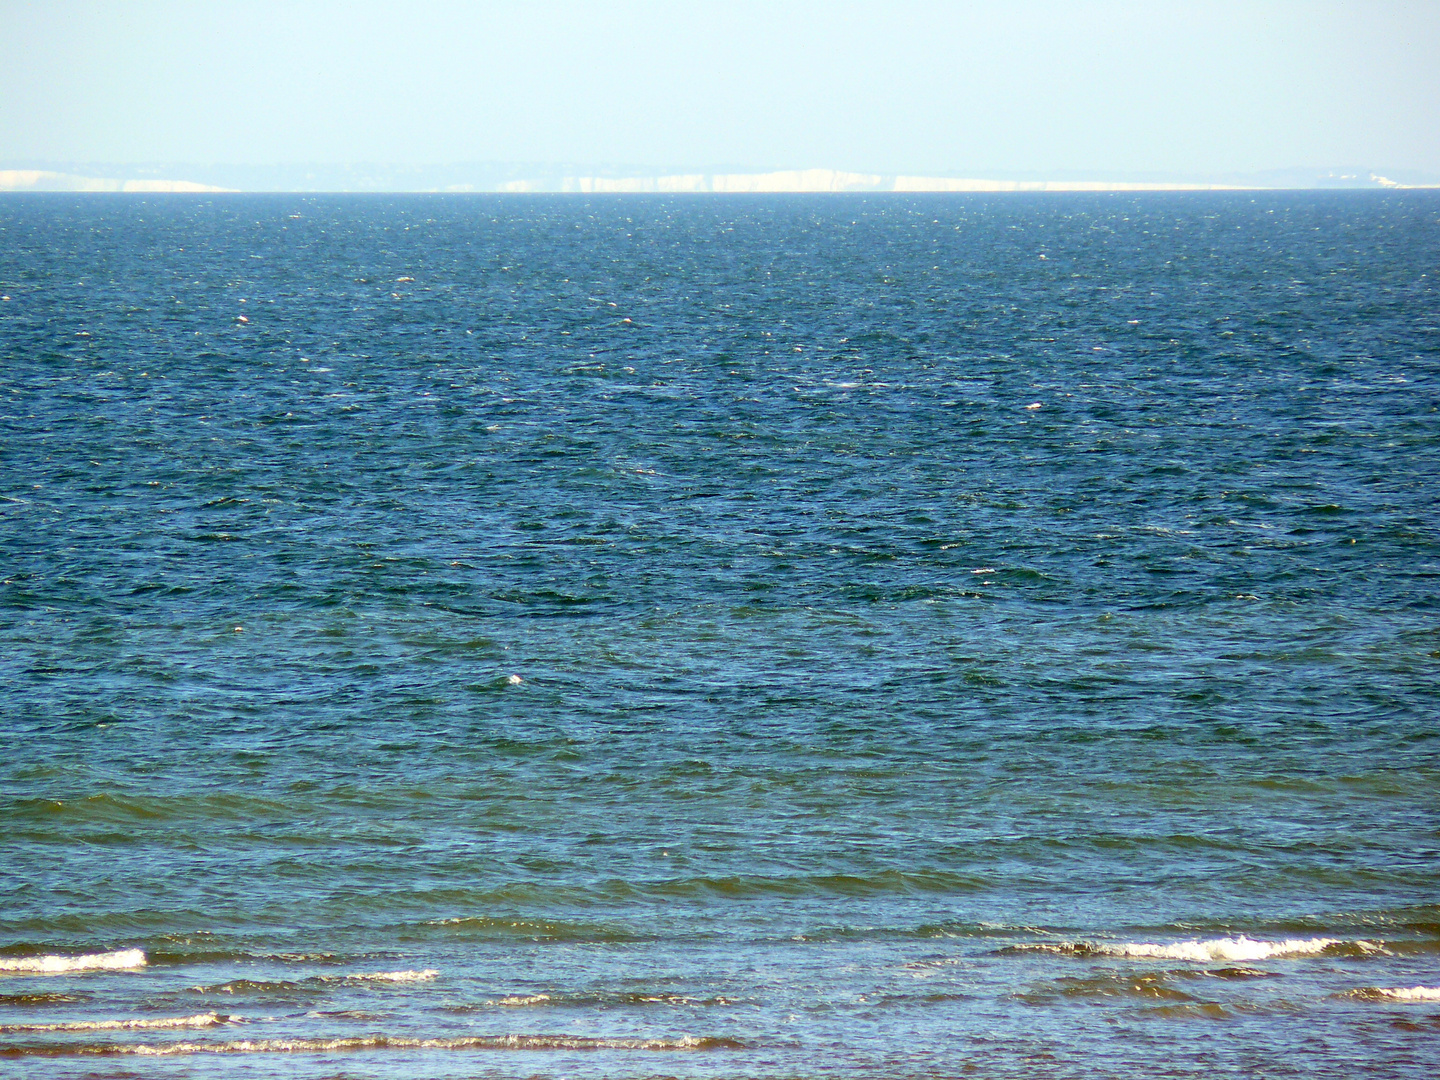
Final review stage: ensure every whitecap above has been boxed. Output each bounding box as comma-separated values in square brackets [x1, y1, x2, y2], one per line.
[349, 969, 438, 982]
[1104, 936, 1344, 962]
[103, 1033, 738, 1055]
[0, 949, 146, 974]
[1350, 986, 1440, 1002]
[0, 1011, 226, 1033]
[1019, 935, 1373, 962]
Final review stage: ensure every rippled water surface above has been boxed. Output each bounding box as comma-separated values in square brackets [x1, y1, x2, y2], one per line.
[2, 192, 1438, 1078]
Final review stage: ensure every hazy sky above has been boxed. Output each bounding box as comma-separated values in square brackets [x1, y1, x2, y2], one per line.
[2, 0, 1437, 175]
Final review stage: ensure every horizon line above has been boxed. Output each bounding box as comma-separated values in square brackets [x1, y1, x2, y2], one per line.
[4, 166, 1439, 195]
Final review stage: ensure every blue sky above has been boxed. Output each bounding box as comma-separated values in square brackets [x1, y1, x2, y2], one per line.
[2, 0, 1437, 175]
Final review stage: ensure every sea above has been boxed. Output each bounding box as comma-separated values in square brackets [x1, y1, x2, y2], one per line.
[1, 192, 1437, 1079]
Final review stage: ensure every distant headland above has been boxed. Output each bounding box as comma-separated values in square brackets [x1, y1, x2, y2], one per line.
[3, 164, 1437, 194]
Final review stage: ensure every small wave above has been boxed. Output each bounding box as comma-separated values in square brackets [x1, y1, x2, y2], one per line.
[1105, 936, 1346, 962]
[1138, 1002, 1231, 1020]
[0, 1012, 227, 1033]
[187, 978, 307, 997]
[187, 971, 436, 996]
[1348, 986, 1440, 1002]
[424, 916, 646, 943]
[1013, 936, 1372, 962]
[348, 970, 438, 983]
[0, 992, 86, 1005]
[23, 1033, 743, 1056]
[650, 869, 987, 900]
[0, 949, 146, 974]
[455, 991, 737, 1012]
[1059, 974, 1195, 1002]
[142, 947, 349, 967]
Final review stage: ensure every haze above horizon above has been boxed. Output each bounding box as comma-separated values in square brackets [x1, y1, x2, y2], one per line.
[2, 1, 1438, 181]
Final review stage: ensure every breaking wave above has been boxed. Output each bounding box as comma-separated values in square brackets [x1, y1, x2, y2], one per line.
[1012, 936, 1377, 962]
[0, 1012, 227, 1033]
[446, 991, 742, 1011]
[0, 949, 146, 974]
[185, 970, 438, 996]
[7, 1033, 744, 1056]
[1346, 986, 1440, 1002]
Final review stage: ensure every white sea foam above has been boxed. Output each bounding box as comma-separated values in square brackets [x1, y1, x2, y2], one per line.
[1022, 935, 1371, 962]
[1350, 986, 1440, 1002]
[105, 1033, 734, 1055]
[349, 969, 438, 982]
[0, 1011, 225, 1033]
[493, 993, 551, 1006]
[0, 949, 146, 974]
[1102, 936, 1345, 962]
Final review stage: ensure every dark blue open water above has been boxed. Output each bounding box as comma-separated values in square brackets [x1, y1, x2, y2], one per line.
[1, 193, 1438, 1078]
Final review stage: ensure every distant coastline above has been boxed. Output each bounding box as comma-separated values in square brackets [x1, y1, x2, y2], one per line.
[3, 165, 1437, 194]
[490, 169, 1254, 193]
[0, 169, 234, 193]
